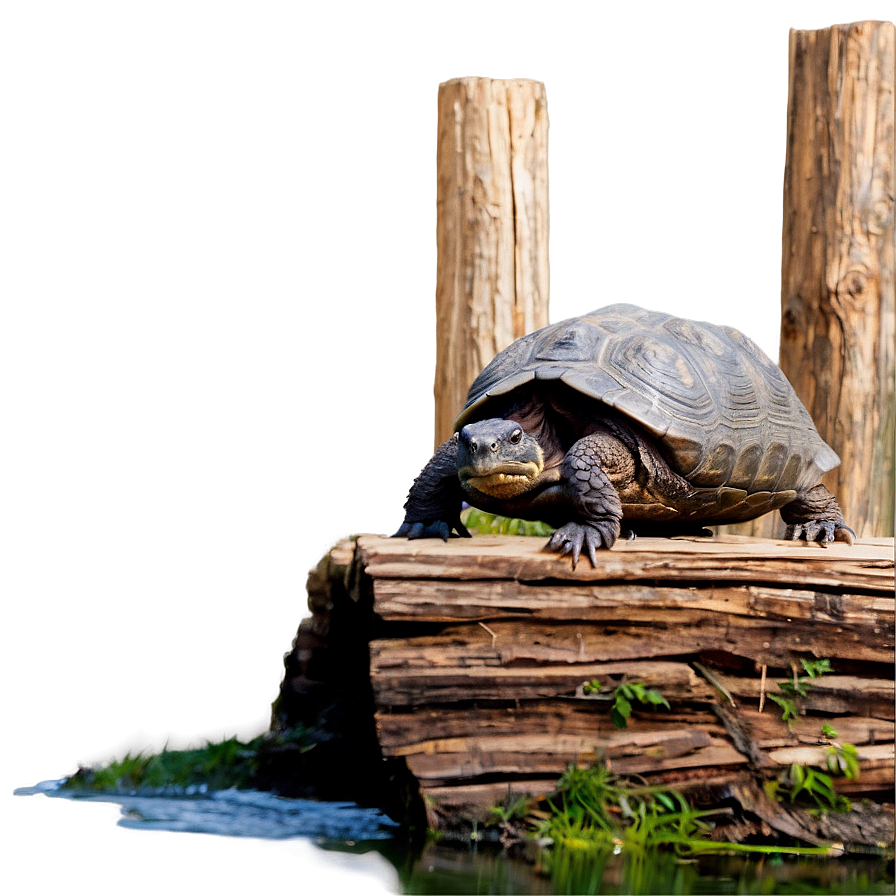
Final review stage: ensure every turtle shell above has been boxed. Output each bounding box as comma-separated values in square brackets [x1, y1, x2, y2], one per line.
[454, 304, 838, 494]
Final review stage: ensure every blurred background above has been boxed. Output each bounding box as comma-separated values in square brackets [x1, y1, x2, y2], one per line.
[2, 1, 891, 889]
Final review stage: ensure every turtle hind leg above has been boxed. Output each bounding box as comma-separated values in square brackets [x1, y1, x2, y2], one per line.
[780, 484, 855, 546]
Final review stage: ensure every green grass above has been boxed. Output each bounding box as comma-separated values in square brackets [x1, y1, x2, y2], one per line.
[489, 762, 843, 863]
[62, 729, 314, 794]
[461, 507, 555, 537]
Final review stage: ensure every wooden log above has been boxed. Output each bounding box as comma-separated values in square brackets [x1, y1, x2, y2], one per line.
[738, 709, 894, 749]
[369, 614, 891, 667]
[357, 533, 896, 592]
[370, 580, 894, 665]
[375, 703, 724, 751]
[373, 579, 895, 625]
[370, 656, 716, 706]
[402, 734, 746, 786]
[779, 21, 896, 538]
[434, 77, 549, 448]
[277, 533, 894, 842]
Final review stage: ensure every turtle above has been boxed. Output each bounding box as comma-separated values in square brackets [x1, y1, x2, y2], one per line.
[394, 304, 854, 566]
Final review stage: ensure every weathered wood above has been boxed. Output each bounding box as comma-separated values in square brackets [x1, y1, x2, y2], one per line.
[713, 670, 895, 720]
[738, 709, 894, 749]
[375, 704, 724, 751]
[358, 534, 895, 591]
[370, 656, 715, 706]
[278, 532, 894, 843]
[434, 77, 550, 448]
[403, 734, 746, 786]
[371, 580, 893, 664]
[779, 21, 896, 538]
[372, 615, 890, 668]
[376, 700, 894, 756]
[767, 742, 893, 770]
[373, 579, 894, 623]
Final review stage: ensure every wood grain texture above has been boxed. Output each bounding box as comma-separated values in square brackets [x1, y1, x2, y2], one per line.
[375, 703, 724, 751]
[780, 21, 896, 537]
[357, 533, 895, 591]
[434, 78, 549, 448]
[354, 533, 894, 829]
[369, 611, 891, 666]
[370, 656, 715, 706]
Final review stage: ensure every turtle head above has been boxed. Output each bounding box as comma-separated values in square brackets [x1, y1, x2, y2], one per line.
[456, 419, 544, 498]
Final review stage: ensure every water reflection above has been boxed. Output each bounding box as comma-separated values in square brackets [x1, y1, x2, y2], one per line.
[16, 783, 894, 895]
[6, 789, 396, 896]
[377, 840, 894, 895]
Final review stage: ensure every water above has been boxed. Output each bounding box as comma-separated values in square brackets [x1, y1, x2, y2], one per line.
[13, 782, 893, 895]
[9, 780, 401, 894]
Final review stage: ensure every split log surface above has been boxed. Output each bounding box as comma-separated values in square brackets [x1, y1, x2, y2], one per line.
[274, 533, 894, 844]
[434, 77, 549, 448]
[353, 533, 895, 841]
[779, 21, 896, 538]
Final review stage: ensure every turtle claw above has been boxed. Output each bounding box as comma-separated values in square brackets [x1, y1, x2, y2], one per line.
[393, 519, 471, 541]
[784, 520, 854, 547]
[544, 519, 620, 568]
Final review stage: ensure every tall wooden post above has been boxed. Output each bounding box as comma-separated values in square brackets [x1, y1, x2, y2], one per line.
[434, 78, 550, 449]
[779, 21, 895, 538]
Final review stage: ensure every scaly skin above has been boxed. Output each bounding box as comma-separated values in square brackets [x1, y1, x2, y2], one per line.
[393, 435, 470, 541]
[395, 417, 855, 564]
[781, 484, 855, 545]
[544, 432, 626, 567]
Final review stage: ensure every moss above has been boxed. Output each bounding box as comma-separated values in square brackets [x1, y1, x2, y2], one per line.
[62, 729, 315, 795]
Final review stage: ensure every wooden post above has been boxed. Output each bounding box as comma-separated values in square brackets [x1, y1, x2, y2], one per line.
[434, 78, 550, 449]
[779, 21, 895, 538]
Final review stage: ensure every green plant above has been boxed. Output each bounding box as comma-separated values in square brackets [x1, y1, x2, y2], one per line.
[61, 729, 315, 794]
[460, 507, 555, 537]
[486, 793, 536, 826]
[801, 658, 833, 678]
[767, 693, 799, 723]
[534, 763, 713, 851]
[827, 741, 860, 779]
[771, 657, 833, 725]
[582, 679, 670, 729]
[766, 762, 852, 814]
[531, 763, 838, 863]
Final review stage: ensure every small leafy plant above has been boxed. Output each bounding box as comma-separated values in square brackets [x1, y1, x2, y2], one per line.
[826, 741, 860, 779]
[770, 657, 833, 725]
[766, 762, 852, 814]
[778, 658, 833, 698]
[583, 679, 671, 729]
[765, 724, 859, 814]
[767, 693, 799, 723]
[486, 793, 536, 826]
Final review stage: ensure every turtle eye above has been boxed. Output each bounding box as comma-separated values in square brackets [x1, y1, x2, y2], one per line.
[510, 429, 522, 444]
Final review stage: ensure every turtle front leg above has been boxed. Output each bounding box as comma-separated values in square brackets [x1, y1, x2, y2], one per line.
[544, 431, 629, 567]
[780, 485, 855, 546]
[394, 434, 471, 541]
